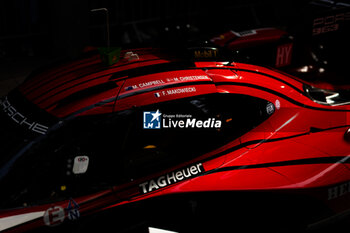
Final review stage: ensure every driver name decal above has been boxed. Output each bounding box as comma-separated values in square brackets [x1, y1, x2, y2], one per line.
[139, 163, 204, 194]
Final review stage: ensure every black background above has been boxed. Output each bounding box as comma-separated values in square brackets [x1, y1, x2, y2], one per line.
[0, 0, 331, 58]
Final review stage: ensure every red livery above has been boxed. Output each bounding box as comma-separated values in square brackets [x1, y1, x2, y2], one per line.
[1, 47, 350, 232]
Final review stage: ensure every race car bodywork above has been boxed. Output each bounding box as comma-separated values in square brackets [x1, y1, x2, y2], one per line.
[1, 48, 350, 232]
[210, 27, 294, 68]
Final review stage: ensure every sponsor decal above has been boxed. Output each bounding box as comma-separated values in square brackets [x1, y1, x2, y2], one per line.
[275, 99, 281, 110]
[266, 102, 275, 115]
[143, 111, 221, 129]
[139, 163, 204, 194]
[72, 156, 89, 174]
[193, 48, 218, 59]
[328, 181, 350, 200]
[43, 199, 80, 227]
[67, 199, 80, 221]
[312, 11, 350, 36]
[275, 43, 293, 67]
[0, 96, 49, 135]
[231, 29, 257, 37]
[43, 206, 65, 226]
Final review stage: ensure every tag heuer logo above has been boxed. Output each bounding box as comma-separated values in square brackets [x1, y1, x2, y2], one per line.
[143, 110, 162, 129]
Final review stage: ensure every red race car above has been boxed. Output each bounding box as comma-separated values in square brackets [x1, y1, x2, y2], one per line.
[210, 27, 294, 68]
[1, 47, 350, 232]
